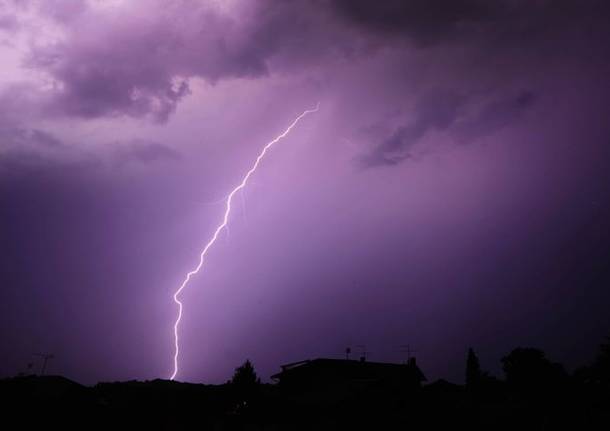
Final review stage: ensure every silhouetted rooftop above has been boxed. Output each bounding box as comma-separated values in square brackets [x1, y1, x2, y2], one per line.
[271, 357, 426, 387]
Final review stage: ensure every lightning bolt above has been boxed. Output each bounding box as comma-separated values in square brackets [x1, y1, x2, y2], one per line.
[170, 103, 320, 380]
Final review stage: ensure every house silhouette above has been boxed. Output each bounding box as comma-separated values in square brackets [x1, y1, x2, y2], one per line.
[271, 357, 426, 390]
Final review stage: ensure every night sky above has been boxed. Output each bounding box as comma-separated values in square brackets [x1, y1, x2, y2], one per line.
[2, 0, 610, 385]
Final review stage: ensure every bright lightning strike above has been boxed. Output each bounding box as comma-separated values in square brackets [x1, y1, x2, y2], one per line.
[169, 103, 320, 380]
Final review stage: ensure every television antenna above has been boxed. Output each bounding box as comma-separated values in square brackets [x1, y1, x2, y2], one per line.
[399, 345, 417, 361]
[32, 353, 54, 375]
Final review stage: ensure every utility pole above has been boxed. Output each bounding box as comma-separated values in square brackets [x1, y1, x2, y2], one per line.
[33, 353, 54, 376]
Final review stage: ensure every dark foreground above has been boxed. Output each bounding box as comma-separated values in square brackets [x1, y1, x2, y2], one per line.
[1, 373, 609, 430]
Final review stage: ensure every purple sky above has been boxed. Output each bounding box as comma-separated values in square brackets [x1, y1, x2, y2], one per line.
[2, 0, 610, 384]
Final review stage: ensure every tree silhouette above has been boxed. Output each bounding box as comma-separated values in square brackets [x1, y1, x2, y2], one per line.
[231, 359, 260, 387]
[230, 359, 261, 406]
[501, 348, 566, 395]
[587, 335, 610, 385]
[466, 348, 482, 388]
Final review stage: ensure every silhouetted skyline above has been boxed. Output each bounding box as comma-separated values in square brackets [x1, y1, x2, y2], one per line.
[3, 337, 610, 429]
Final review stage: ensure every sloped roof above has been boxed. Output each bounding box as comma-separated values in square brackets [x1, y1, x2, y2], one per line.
[271, 358, 426, 382]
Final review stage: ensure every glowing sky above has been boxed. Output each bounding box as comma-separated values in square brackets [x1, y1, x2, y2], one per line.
[1, 0, 610, 384]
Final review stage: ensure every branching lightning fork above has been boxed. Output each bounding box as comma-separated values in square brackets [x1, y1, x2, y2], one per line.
[169, 103, 320, 380]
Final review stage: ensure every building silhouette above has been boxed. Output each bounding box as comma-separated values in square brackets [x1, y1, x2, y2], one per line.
[271, 357, 426, 389]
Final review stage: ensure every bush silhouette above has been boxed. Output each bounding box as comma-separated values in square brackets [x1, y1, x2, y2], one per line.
[575, 335, 610, 386]
[502, 348, 566, 395]
[590, 336, 610, 385]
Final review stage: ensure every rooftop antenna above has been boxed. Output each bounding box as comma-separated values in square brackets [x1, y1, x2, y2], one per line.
[355, 345, 368, 362]
[399, 345, 417, 362]
[33, 353, 54, 376]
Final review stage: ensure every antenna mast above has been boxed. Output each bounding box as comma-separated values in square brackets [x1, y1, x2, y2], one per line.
[32, 353, 54, 375]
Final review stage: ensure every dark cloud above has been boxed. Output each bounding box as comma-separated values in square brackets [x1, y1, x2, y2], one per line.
[453, 91, 536, 144]
[330, 0, 610, 52]
[17, 0, 610, 128]
[360, 91, 464, 167]
[0, 122, 179, 174]
[20, 1, 360, 123]
[0, 124, 61, 148]
[0, 122, 97, 175]
[112, 139, 181, 165]
[27, 38, 193, 123]
[24, 2, 276, 123]
[360, 90, 536, 167]
[331, 0, 500, 46]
